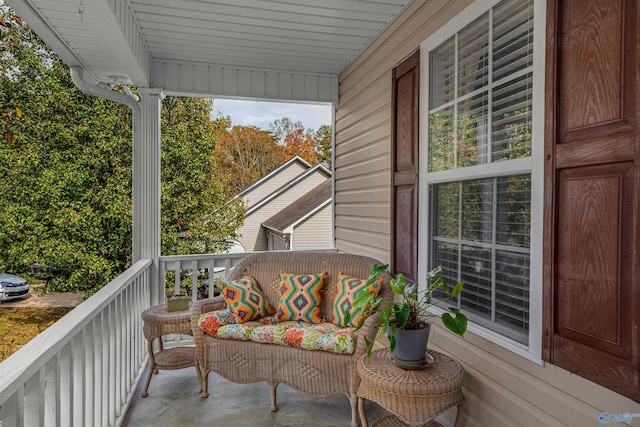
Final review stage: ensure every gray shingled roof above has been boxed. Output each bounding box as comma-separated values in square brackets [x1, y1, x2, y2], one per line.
[262, 180, 332, 233]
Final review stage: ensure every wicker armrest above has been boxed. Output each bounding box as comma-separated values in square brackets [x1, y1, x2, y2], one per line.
[191, 297, 226, 366]
[190, 296, 226, 330]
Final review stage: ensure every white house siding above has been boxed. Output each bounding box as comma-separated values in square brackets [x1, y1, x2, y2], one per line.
[241, 161, 308, 209]
[291, 203, 333, 250]
[334, 0, 640, 426]
[267, 231, 288, 251]
[237, 171, 328, 252]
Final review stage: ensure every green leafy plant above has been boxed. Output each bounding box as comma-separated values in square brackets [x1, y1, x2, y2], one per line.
[345, 264, 468, 358]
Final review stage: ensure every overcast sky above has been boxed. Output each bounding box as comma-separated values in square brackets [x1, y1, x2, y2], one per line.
[211, 98, 332, 132]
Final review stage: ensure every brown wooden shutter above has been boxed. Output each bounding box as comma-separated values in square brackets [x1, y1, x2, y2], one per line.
[391, 50, 419, 281]
[544, 0, 639, 402]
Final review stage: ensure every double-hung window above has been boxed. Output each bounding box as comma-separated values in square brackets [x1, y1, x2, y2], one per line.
[421, 0, 543, 356]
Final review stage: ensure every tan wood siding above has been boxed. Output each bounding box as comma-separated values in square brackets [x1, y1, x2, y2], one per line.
[237, 173, 328, 251]
[335, 0, 471, 263]
[335, 0, 640, 424]
[291, 204, 333, 250]
[241, 162, 308, 209]
[430, 325, 640, 427]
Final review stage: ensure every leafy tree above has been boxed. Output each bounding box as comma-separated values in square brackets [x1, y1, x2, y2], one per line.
[0, 11, 24, 144]
[161, 97, 245, 255]
[282, 128, 318, 164]
[213, 123, 286, 194]
[0, 6, 243, 294]
[269, 117, 318, 164]
[314, 124, 332, 166]
[269, 117, 301, 145]
[0, 6, 133, 293]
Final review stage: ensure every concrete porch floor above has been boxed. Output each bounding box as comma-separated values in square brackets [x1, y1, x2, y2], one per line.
[123, 363, 391, 426]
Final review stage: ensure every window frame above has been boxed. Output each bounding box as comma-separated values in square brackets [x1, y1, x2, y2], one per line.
[418, 0, 546, 363]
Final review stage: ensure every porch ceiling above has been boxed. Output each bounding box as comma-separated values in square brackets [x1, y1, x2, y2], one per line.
[6, 0, 412, 102]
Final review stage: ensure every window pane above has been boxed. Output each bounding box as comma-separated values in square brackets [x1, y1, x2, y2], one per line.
[432, 240, 459, 301]
[429, 36, 455, 109]
[430, 175, 531, 343]
[495, 250, 530, 343]
[433, 241, 459, 281]
[461, 179, 493, 243]
[433, 182, 459, 238]
[428, 107, 455, 171]
[493, 0, 534, 81]
[458, 13, 489, 97]
[460, 246, 492, 319]
[457, 93, 489, 167]
[491, 72, 532, 161]
[496, 174, 531, 247]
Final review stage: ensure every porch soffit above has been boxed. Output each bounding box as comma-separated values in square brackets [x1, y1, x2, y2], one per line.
[6, 0, 413, 103]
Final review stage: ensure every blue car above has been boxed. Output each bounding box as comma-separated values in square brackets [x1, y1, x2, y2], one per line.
[0, 273, 30, 302]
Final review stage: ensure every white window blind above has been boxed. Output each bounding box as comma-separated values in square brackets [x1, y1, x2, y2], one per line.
[428, 0, 533, 172]
[426, 0, 534, 344]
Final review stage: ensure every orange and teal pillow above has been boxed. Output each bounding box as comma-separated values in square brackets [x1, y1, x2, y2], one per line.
[275, 272, 326, 324]
[331, 272, 383, 327]
[219, 276, 274, 324]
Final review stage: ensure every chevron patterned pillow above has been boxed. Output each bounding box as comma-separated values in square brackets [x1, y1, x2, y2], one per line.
[331, 272, 383, 327]
[220, 276, 274, 324]
[275, 272, 327, 324]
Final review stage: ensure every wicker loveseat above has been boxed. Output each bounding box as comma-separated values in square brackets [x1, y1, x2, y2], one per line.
[190, 251, 392, 427]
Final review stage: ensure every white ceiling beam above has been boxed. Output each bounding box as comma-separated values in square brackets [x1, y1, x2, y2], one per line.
[152, 61, 338, 104]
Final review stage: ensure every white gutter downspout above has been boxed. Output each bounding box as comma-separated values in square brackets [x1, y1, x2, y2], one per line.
[70, 67, 141, 112]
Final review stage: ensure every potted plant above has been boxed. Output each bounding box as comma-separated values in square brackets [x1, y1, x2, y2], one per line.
[346, 264, 467, 369]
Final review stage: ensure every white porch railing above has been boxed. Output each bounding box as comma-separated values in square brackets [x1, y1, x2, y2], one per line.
[0, 252, 251, 427]
[0, 259, 152, 427]
[158, 252, 249, 347]
[159, 252, 249, 301]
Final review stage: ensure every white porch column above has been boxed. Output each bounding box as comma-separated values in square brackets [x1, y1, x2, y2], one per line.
[133, 88, 164, 306]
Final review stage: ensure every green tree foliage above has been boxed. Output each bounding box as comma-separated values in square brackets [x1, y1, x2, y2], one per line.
[314, 124, 332, 166]
[0, 6, 133, 293]
[0, 11, 25, 144]
[161, 97, 245, 255]
[269, 117, 301, 145]
[0, 6, 243, 293]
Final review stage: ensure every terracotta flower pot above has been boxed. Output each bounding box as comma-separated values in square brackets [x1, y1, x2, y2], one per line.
[391, 324, 432, 369]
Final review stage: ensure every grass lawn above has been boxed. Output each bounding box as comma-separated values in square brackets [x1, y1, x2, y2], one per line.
[0, 308, 72, 362]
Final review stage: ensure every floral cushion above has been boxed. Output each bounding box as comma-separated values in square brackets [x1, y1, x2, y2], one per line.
[198, 310, 357, 354]
[219, 276, 274, 323]
[275, 272, 326, 324]
[331, 272, 383, 327]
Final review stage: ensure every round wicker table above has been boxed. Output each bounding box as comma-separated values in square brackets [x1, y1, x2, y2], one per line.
[357, 348, 465, 427]
[140, 303, 200, 397]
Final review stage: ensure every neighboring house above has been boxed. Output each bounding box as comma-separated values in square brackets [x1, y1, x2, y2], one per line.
[236, 156, 311, 210]
[262, 180, 332, 251]
[235, 160, 332, 252]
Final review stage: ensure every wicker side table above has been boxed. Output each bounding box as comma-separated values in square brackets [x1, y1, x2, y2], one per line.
[140, 303, 200, 397]
[357, 348, 465, 427]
